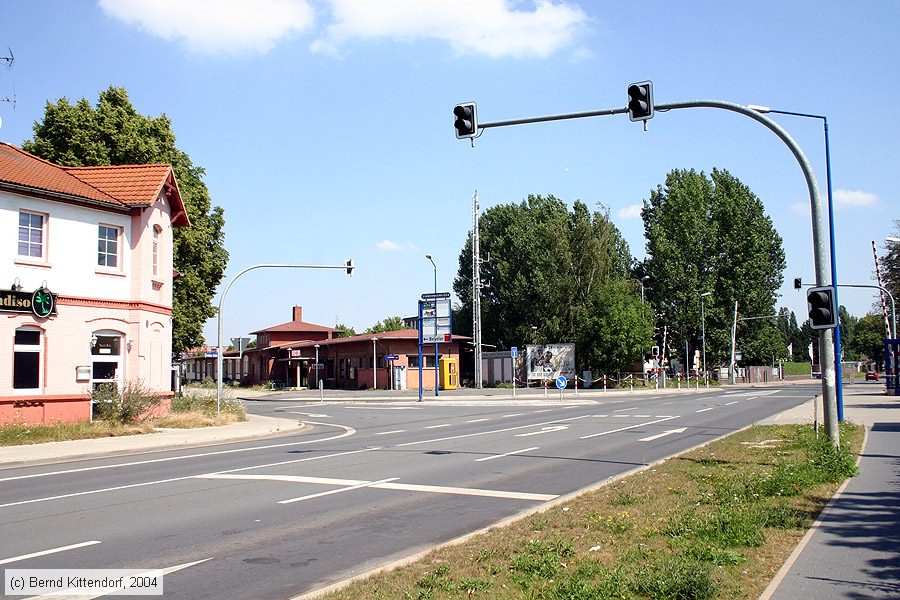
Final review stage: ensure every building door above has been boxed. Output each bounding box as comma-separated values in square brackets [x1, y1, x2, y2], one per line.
[91, 333, 123, 390]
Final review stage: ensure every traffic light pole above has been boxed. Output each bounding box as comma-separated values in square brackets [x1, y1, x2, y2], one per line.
[467, 97, 840, 445]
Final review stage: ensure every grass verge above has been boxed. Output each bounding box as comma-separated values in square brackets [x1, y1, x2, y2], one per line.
[0, 390, 247, 446]
[319, 421, 862, 600]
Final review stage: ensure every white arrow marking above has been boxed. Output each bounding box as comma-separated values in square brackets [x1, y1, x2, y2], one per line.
[515, 425, 569, 437]
[639, 427, 688, 442]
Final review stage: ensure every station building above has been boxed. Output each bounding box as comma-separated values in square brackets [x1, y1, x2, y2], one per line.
[0, 143, 188, 424]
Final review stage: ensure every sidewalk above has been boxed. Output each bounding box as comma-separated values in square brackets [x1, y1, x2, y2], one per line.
[0, 413, 302, 468]
[759, 382, 900, 599]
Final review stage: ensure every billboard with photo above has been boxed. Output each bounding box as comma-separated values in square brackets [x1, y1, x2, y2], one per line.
[526, 343, 576, 380]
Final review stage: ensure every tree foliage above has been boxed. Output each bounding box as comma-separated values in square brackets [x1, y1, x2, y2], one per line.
[642, 169, 786, 365]
[850, 314, 888, 366]
[365, 316, 405, 334]
[454, 195, 652, 373]
[22, 87, 228, 353]
[881, 220, 900, 321]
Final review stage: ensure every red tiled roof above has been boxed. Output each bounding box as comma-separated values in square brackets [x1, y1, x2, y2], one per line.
[66, 164, 172, 206]
[0, 143, 189, 226]
[251, 320, 340, 335]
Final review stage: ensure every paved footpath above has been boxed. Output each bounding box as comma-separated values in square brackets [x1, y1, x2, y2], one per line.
[760, 383, 900, 600]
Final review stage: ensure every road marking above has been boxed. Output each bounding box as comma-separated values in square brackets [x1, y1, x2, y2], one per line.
[534, 409, 553, 413]
[278, 477, 400, 504]
[375, 429, 406, 435]
[0, 448, 379, 510]
[396, 415, 592, 447]
[613, 414, 631, 418]
[201, 473, 557, 502]
[425, 424, 452, 429]
[634, 414, 651, 418]
[0, 422, 357, 485]
[285, 411, 329, 418]
[724, 401, 739, 406]
[0, 541, 101, 566]
[22, 558, 212, 600]
[345, 406, 422, 410]
[639, 427, 688, 442]
[613, 406, 639, 412]
[580, 416, 678, 440]
[501, 413, 524, 418]
[515, 425, 568, 437]
[591, 414, 609, 418]
[695, 407, 714, 413]
[466, 418, 490, 423]
[475, 447, 539, 462]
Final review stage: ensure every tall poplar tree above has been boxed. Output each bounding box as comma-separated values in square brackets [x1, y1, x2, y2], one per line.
[23, 86, 228, 353]
[642, 169, 785, 365]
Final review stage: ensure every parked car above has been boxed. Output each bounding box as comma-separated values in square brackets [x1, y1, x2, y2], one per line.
[865, 370, 879, 381]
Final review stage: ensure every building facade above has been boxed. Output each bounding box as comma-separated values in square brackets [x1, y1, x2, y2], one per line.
[0, 143, 188, 424]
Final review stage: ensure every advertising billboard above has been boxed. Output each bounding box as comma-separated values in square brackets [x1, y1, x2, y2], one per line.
[526, 343, 576, 381]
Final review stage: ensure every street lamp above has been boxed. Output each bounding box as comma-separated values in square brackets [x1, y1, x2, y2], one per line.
[700, 292, 712, 388]
[748, 105, 844, 420]
[372, 337, 378, 390]
[425, 254, 439, 397]
[216, 261, 353, 416]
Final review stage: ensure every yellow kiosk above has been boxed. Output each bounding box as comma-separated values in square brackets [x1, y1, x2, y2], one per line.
[439, 356, 459, 390]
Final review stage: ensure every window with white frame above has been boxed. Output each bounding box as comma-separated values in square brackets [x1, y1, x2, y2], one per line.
[98, 224, 120, 268]
[13, 328, 42, 390]
[18, 211, 46, 259]
[91, 333, 122, 389]
[152, 225, 161, 277]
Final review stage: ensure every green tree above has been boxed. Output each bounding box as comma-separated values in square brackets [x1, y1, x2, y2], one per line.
[851, 313, 887, 367]
[335, 324, 357, 338]
[454, 195, 652, 373]
[23, 87, 227, 352]
[365, 316, 405, 334]
[882, 220, 900, 311]
[838, 305, 860, 361]
[642, 169, 786, 366]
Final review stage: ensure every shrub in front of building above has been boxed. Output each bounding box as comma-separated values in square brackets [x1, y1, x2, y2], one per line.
[91, 380, 162, 425]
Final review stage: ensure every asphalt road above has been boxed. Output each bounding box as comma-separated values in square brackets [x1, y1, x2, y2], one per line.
[0, 384, 819, 599]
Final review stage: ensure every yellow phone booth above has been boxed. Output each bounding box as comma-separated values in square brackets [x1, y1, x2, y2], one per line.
[439, 356, 459, 390]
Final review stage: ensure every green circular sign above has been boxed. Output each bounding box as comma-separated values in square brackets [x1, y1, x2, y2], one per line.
[31, 288, 54, 318]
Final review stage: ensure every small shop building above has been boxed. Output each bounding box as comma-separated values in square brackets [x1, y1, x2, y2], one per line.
[0, 143, 188, 424]
[231, 306, 466, 390]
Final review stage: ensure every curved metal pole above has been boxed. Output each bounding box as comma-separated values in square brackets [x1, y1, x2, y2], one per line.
[657, 100, 838, 444]
[216, 263, 352, 415]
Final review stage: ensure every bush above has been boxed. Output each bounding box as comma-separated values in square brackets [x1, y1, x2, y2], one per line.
[171, 389, 245, 419]
[91, 380, 161, 425]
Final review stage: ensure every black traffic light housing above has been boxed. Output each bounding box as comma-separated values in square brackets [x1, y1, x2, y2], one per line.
[807, 285, 837, 329]
[345, 259, 355, 276]
[453, 102, 478, 139]
[627, 81, 654, 122]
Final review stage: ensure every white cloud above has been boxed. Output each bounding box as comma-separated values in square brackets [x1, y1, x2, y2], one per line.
[617, 204, 643, 219]
[98, 0, 315, 55]
[376, 239, 418, 251]
[790, 202, 810, 216]
[312, 0, 589, 58]
[833, 188, 878, 208]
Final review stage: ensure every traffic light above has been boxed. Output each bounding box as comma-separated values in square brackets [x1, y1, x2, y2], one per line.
[345, 258, 354, 276]
[453, 102, 477, 139]
[794, 277, 802, 290]
[807, 285, 837, 329]
[627, 81, 654, 122]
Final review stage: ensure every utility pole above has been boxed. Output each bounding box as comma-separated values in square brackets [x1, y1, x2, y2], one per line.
[472, 191, 484, 389]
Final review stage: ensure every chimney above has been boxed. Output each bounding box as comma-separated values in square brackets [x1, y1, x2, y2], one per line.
[292, 306, 303, 322]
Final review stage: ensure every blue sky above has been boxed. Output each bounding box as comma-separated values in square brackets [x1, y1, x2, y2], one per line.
[2, 1, 898, 346]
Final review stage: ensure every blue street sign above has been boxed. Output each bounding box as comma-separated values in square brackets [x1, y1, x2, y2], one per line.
[555, 375, 567, 389]
[384, 354, 399, 361]
[511, 346, 518, 358]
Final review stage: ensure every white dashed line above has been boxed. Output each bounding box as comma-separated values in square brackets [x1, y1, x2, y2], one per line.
[695, 407, 714, 413]
[475, 447, 539, 462]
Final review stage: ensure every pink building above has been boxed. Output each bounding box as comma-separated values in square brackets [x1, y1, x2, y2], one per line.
[0, 143, 189, 424]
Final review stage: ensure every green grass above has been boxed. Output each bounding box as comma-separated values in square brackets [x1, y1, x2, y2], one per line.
[782, 362, 812, 377]
[321, 421, 862, 600]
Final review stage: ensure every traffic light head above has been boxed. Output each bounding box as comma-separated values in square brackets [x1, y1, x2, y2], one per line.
[794, 277, 802, 290]
[345, 258, 355, 276]
[453, 102, 477, 139]
[807, 285, 837, 329]
[627, 81, 654, 122]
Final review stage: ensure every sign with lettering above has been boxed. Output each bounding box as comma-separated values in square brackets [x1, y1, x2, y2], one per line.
[0, 288, 57, 317]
